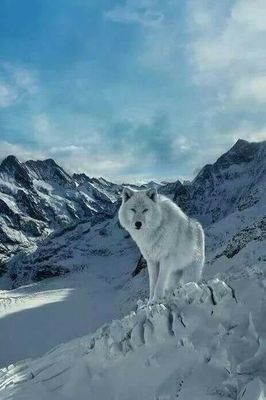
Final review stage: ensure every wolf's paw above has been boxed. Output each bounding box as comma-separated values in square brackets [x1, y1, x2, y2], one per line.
[147, 300, 155, 308]
[147, 298, 160, 307]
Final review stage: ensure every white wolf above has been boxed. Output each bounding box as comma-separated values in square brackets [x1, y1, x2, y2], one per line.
[118, 187, 205, 303]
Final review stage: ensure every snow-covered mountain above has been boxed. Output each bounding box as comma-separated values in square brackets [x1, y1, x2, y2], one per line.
[0, 139, 265, 399]
[1, 139, 265, 289]
[0, 155, 124, 275]
[178, 139, 266, 225]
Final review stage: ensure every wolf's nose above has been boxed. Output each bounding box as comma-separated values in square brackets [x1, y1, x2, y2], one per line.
[135, 221, 142, 229]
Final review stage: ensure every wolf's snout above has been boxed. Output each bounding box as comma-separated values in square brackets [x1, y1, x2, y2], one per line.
[135, 221, 142, 229]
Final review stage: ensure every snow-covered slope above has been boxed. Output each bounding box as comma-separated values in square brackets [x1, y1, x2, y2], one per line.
[0, 219, 142, 368]
[0, 214, 146, 366]
[1, 277, 265, 399]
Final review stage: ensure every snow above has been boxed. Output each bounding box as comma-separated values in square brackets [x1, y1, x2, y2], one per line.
[0, 255, 139, 368]
[0, 191, 20, 213]
[0, 277, 265, 399]
[0, 177, 18, 195]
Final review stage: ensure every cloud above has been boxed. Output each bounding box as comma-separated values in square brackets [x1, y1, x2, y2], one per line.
[0, 141, 45, 162]
[232, 75, 266, 104]
[0, 139, 138, 182]
[171, 136, 193, 153]
[0, 62, 38, 108]
[232, 0, 266, 31]
[0, 111, 196, 182]
[9, 65, 38, 95]
[0, 112, 172, 178]
[187, 0, 266, 93]
[0, 82, 18, 108]
[104, 0, 164, 27]
[184, 0, 266, 150]
[32, 113, 56, 143]
[49, 145, 84, 155]
[228, 121, 266, 143]
[105, 0, 181, 76]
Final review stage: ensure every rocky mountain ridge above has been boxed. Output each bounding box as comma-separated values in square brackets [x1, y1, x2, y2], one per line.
[0, 139, 265, 288]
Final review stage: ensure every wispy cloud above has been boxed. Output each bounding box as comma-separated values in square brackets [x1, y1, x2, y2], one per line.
[0, 141, 45, 161]
[104, 0, 164, 27]
[8, 64, 38, 95]
[227, 120, 266, 143]
[0, 62, 38, 108]
[183, 0, 266, 152]
[0, 82, 18, 108]
[232, 76, 266, 104]
[187, 0, 266, 99]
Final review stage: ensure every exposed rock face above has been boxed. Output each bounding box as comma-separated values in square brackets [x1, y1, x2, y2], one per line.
[0, 155, 33, 189]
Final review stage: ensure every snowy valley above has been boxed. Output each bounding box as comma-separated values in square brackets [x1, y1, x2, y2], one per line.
[0, 139, 265, 399]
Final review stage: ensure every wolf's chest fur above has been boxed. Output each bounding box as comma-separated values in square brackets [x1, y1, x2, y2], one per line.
[132, 223, 173, 261]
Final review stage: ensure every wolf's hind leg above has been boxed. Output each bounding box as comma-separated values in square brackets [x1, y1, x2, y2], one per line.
[181, 260, 203, 284]
[165, 269, 183, 294]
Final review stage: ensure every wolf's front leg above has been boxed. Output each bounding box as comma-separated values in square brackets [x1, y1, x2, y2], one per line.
[147, 260, 159, 301]
[152, 260, 170, 302]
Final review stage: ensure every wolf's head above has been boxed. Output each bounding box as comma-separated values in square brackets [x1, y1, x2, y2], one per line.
[118, 187, 161, 234]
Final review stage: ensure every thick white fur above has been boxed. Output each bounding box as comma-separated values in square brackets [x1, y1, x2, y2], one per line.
[118, 187, 205, 303]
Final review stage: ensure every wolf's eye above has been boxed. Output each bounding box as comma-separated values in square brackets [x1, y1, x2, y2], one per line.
[131, 208, 136, 213]
[143, 209, 149, 213]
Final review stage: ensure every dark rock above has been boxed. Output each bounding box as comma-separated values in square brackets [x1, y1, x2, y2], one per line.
[132, 256, 147, 277]
[0, 155, 33, 189]
[34, 265, 70, 281]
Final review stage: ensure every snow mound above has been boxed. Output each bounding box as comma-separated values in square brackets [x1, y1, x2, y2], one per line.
[1, 279, 265, 400]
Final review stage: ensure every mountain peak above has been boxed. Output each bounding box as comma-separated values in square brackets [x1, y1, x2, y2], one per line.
[233, 138, 248, 147]
[42, 158, 60, 167]
[0, 155, 33, 189]
[0, 154, 20, 168]
[25, 158, 74, 187]
[215, 138, 263, 168]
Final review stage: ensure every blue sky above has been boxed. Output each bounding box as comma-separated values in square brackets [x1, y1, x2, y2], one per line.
[0, 0, 266, 182]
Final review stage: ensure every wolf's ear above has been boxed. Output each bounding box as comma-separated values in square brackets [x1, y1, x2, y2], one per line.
[122, 187, 134, 202]
[146, 187, 158, 202]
